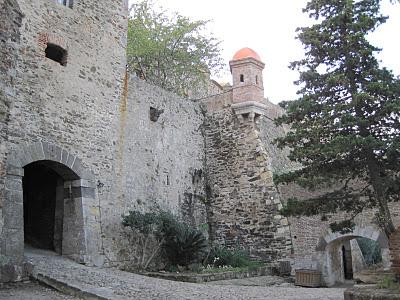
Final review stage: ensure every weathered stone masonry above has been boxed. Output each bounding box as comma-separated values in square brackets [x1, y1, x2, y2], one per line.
[0, 0, 209, 278]
[104, 77, 207, 266]
[202, 48, 292, 261]
[204, 107, 292, 261]
[1, 0, 128, 278]
[3, 0, 400, 287]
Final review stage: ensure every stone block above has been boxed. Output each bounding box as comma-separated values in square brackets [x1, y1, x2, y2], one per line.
[4, 228, 24, 261]
[43, 143, 62, 162]
[21, 143, 33, 165]
[4, 176, 23, 192]
[61, 149, 70, 165]
[81, 187, 95, 199]
[71, 157, 84, 177]
[66, 154, 76, 169]
[6, 164, 24, 177]
[0, 264, 19, 283]
[72, 179, 96, 188]
[3, 201, 23, 230]
[28, 142, 46, 162]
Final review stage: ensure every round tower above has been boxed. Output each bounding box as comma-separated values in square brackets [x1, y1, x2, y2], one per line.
[230, 47, 265, 104]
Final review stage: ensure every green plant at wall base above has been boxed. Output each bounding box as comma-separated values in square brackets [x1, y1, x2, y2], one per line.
[163, 224, 208, 267]
[199, 223, 209, 233]
[122, 210, 207, 269]
[122, 211, 165, 269]
[378, 275, 400, 290]
[204, 246, 262, 269]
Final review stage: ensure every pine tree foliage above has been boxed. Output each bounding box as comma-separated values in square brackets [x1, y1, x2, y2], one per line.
[275, 0, 400, 236]
[127, 0, 223, 97]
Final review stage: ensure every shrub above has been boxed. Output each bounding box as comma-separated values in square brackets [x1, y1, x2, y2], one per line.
[122, 211, 164, 269]
[163, 224, 208, 267]
[205, 246, 261, 268]
[122, 210, 207, 269]
[378, 275, 400, 290]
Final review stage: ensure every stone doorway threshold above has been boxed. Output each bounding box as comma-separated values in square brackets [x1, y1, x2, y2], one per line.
[24, 249, 346, 300]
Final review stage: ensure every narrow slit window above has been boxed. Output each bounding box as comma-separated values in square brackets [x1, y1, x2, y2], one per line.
[256, 75, 258, 84]
[45, 43, 68, 66]
[240, 74, 244, 82]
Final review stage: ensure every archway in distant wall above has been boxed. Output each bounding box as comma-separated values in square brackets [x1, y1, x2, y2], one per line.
[316, 226, 390, 286]
[2, 141, 102, 266]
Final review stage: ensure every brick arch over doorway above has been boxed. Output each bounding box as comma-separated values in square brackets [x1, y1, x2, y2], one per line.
[315, 225, 390, 286]
[2, 141, 103, 266]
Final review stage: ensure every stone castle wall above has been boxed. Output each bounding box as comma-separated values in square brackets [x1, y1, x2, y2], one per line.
[0, 0, 23, 239]
[0, 0, 207, 272]
[203, 104, 292, 261]
[103, 77, 207, 265]
[0, 0, 129, 271]
[2, 0, 398, 285]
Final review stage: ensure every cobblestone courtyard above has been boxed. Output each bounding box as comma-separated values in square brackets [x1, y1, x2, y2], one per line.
[0, 249, 346, 300]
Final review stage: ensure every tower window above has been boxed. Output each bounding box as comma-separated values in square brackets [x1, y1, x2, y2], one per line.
[56, 0, 73, 8]
[45, 43, 68, 66]
[240, 74, 244, 83]
[256, 75, 258, 84]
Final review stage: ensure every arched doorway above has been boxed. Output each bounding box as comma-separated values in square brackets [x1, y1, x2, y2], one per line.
[2, 141, 102, 266]
[316, 226, 390, 286]
[23, 160, 79, 253]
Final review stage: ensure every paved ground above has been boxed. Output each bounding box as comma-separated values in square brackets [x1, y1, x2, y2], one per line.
[206, 275, 293, 287]
[5, 249, 345, 300]
[0, 281, 78, 300]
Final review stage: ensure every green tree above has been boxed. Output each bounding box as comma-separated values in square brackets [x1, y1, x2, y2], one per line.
[127, 0, 223, 96]
[275, 0, 400, 237]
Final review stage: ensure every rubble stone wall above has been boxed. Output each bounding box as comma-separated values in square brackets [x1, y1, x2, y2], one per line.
[107, 77, 207, 266]
[1, 0, 207, 273]
[0, 0, 23, 240]
[203, 106, 292, 261]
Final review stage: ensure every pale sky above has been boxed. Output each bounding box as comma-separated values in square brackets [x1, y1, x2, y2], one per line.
[129, 1, 400, 104]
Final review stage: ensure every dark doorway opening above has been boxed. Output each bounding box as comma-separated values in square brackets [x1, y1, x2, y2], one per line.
[342, 245, 353, 280]
[23, 161, 65, 253]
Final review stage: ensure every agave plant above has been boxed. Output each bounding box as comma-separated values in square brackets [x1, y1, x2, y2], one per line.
[163, 224, 208, 267]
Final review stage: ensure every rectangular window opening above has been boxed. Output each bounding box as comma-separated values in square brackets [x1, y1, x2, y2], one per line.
[45, 43, 68, 66]
[240, 74, 244, 83]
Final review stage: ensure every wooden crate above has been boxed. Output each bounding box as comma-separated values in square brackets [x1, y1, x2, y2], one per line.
[295, 269, 321, 287]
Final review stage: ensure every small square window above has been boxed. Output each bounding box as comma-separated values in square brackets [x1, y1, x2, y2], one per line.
[45, 43, 68, 66]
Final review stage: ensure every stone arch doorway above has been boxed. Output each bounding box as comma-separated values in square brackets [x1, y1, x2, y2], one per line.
[2, 141, 103, 266]
[23, 160, 79, 254]
[316, 226, 390, 286]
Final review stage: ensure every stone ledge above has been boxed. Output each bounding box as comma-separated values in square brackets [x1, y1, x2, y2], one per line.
[0, 262, 33, 283]
[33, 272, 121, 300]
[344, 285, 400, 300]
[140, 265, 271, 283]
